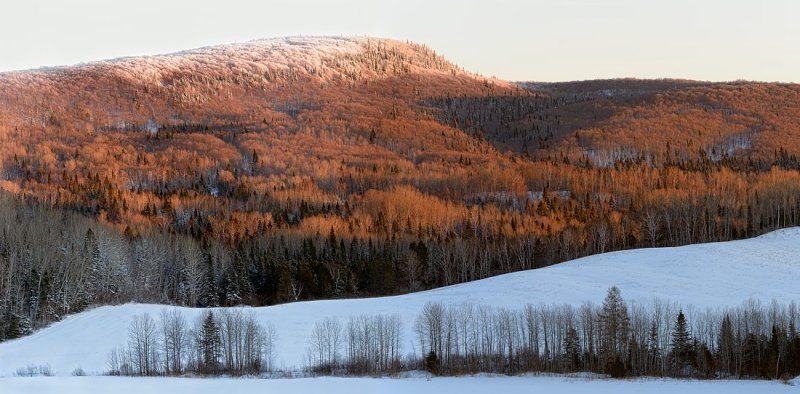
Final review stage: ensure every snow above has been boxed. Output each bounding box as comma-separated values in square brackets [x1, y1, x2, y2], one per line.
[1, 228, 799, 376]
[0, 375, 796, 394]
[105, 36, 367, 83]
[0, 36, 470, 91]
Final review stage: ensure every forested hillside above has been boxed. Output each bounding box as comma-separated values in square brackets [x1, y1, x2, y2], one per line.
[1, 37, 800, 339]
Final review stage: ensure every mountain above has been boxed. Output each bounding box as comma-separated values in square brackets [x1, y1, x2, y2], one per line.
[0, 36, 517, 235]
[0, 36, 492, 127]
[1, 228, 799, 376]
[1, 37, 800, 343]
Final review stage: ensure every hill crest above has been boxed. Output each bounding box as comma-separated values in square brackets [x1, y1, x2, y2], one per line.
[0, 36, 480, 88]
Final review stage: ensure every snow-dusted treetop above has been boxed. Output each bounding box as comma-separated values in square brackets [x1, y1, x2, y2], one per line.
[1, 36, 483, 87]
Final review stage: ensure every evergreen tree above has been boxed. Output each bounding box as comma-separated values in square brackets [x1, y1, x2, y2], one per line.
[200, 311, 222, 374]
[598, 286, 629, 368]
[695, 342, 715, 378]
[424, 350, 440, 376]
[670, 310, 694, 375]
[3, 311, 32, 340]
[767, 325, 786, 379]
[223, 274, 241, 306]
[562, 326, 582, 371]
[647, 320, 661, 375]
[326, 227, 337, 261]
[198, 253, 218, 307]
[741, 333, 760, 377]
[84, 228, 103, 303]
[786, 322, 800, 376]
[717, 314, 735, 376]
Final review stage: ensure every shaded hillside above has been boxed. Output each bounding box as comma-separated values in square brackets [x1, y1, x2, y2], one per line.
[435, 79, 800, 167]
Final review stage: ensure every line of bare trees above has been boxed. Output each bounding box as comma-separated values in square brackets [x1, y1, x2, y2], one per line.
[306, 314, 403, 375]
[108, 309, 276, 376]
[305, 289, 800, 380]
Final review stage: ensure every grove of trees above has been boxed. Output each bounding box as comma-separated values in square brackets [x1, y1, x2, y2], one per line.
[108, 287, 800, 379]
[302, 288, 800, 380]
[109, 309, 276, 376]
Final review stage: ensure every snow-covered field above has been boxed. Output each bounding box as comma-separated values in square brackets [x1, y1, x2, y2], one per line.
[0, 229, 799, 378]
[1, 375, 797, 394]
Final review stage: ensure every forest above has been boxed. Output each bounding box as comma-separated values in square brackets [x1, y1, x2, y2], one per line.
[1, 38, 800, 350]
[105, 288, 800, 381]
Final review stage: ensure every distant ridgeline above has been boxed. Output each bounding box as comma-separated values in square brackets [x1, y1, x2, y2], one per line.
[1, 38, 800, 341]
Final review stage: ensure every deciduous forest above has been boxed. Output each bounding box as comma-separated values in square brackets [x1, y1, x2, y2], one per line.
[1, 38, 800, 345]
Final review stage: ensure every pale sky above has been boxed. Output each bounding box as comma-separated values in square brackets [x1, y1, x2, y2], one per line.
[1, 0, 798, 82]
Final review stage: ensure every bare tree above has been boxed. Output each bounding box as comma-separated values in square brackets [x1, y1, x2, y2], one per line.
[642, 209, 662, 247]
[128, 313, 159, 376]
[307, 317, 343, 373]
[290, 279, 303, 301]
[345, 314, 402, 374]
[415, 302, 445, 364]
[160, 309, 188, 375]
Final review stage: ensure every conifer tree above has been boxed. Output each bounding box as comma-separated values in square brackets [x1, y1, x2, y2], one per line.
[598, 286, 629, 367]
[198, 253, 218, 307]
[84, 228, 103, 303]
[647, 320, 661, 372]
[200, 311, 222, 374]
[424, 350, 440, 376]
[670, 310, 694, 375]
[563, 326, 582, 371]
[717, 314, 735, 376]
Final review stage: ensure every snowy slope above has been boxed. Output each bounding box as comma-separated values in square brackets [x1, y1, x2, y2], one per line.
[1, 228, 799, 376]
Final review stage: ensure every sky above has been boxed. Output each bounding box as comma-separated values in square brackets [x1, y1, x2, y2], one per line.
[0, 0, 798, 82]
